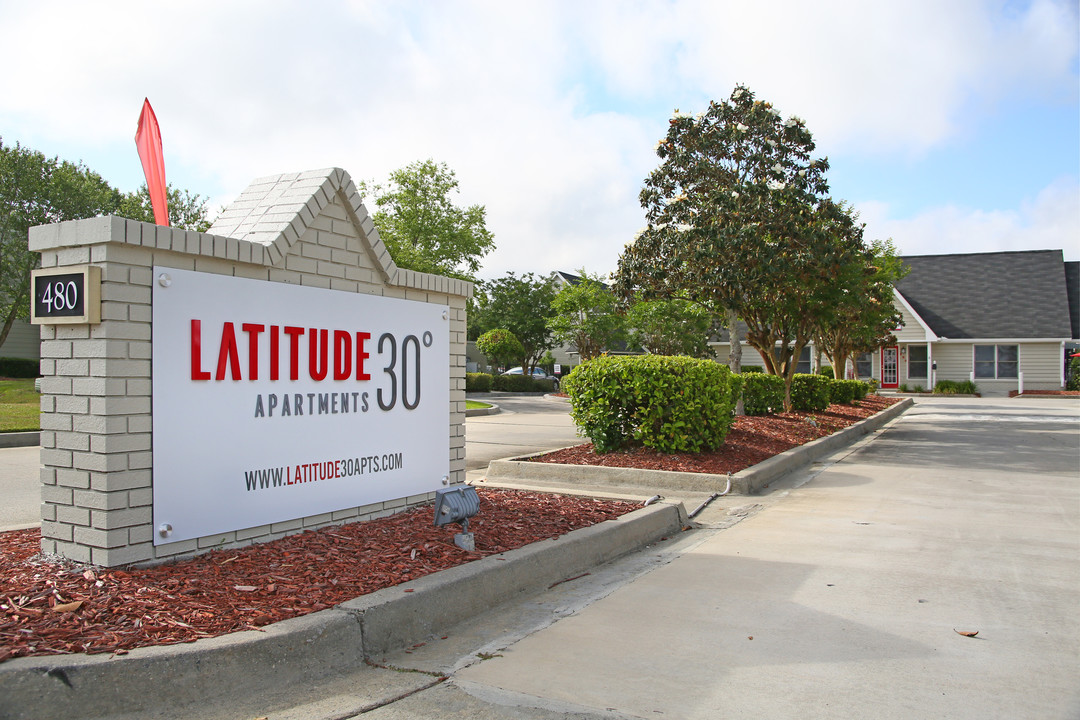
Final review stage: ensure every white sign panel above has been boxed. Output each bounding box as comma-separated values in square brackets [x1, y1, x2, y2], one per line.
[152, 267, 449, 544]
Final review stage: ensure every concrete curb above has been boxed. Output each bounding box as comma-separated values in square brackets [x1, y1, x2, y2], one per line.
[0, 503, 685, 718]
[465, 402, 500, 417]
[0, 431, 39, 448]
[486, 398, 914, 496]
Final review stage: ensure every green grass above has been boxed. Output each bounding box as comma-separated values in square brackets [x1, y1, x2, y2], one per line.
[0, 379, 39, 432]
[466, 400, 492, 410]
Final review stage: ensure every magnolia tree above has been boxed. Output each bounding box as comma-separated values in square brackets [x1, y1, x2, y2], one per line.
[615, 85, 869, 411]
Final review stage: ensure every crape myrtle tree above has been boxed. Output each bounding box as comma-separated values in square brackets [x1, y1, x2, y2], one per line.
[359, 159, 495, 282]
[815, 232, 907, 378]
[471, 272, 558, 374]
[548, 269, 626, 362]
[626, 298, 715, 358]
[615, 84, 868, 411]
[475, 328, 523, 371]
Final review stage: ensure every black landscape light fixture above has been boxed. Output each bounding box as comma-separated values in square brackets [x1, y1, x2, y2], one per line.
[434, 485, 480, 551]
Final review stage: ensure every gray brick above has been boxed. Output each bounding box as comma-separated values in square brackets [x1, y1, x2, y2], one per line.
[128, 525, 154, 545]
[53, 540, 91, 564]
[91, 433, 151, 454]
[41, 485, 73, 505]
[40, 502, 56, 522]
[41, 448, 73, 468]
[90, 470, 151, 491]
[198, 533, 236, 549]
[56, 468, 91, 489]
[74, 526, 129, 548]
[73, 452, 127, 473]
[92, 506, 151, 529]
[127, 487, 153, 507]
[56, 505, 90, 526]
[41, 521, 74, 542]
[74, 489, 129, 510]
[92, 543, 152, 566]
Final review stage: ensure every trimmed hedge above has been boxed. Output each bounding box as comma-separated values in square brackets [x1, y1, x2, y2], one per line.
[829, 379, 864, 405]
[741, 372, 785, 416]
[0, 357, 40, 379]
[564, 355, 742, 454]
[791, 373, 831, 412]
[934, 379, 978, 395]
[466, 372, 493, 392]
[817, 366, 835, 378]
[492, 373, 545, 392]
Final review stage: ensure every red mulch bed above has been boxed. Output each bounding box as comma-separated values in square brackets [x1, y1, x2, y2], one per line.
[526, 394, 899, 475]
[0, 489, 636, 663]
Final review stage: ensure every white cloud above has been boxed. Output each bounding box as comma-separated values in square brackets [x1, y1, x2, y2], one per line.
[858, 176, 1080, 259]
[0, 0, 1075, 281]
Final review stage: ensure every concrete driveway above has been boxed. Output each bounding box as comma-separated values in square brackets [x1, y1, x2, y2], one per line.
[465, 393, 579, 478]
[376, 395, 1080, 719]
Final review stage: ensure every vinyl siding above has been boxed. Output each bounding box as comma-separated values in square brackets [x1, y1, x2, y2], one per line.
[0, 320, 40, 360]
[893, 301, 933, 343]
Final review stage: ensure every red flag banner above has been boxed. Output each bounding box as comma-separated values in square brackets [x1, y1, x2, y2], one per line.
[135, 98, 170, 226]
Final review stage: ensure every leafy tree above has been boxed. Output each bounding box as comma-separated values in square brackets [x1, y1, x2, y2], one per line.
[815, 233, 907, 378]
[0, 139, 120, 347]
[360, 159, 495, 281]
[471, 272, 557, 374]
[115, 184, 212, 232]
[475, 328, 523, 371]
[615, 84, 865, 411]
[548, 270, 626, 362]
[626, 298, 715, 358]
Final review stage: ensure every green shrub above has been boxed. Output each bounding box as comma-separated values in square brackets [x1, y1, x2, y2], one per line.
[853, 380, 870, 400]
[935, 379, 978, 395]
[911, 384, 925, 393]
[1067, 357, 1080, 391]
[865, 378, 878, 393]
[741, 366, 764, 373]
[0, 357, 40, 379]
[791, 373, 831, 412]
[741, 372, 785, 416]
[829, 379, 863, 405]
[466, 372, 493, 392]
[492, 374, 544, 392]
[817, 365, 835, 378]
[898, 383, 909, 392]
[564, 355, 741, 454]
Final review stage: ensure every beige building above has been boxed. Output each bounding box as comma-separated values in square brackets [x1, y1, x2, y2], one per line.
[711, 249, 1079, 396]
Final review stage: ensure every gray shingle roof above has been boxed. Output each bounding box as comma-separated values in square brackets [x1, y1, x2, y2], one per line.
[896, 250, 1072, 339]
[1065, 261, 1079, 340]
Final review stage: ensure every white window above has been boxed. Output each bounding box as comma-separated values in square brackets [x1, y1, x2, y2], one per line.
[974, 344, 1018, 379]
[908, 345, 928, 379]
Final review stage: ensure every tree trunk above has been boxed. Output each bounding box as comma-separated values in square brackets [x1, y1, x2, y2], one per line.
[726, 308, 744, 416]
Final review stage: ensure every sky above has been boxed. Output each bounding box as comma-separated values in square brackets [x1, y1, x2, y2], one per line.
[1, 0, 1077, 281]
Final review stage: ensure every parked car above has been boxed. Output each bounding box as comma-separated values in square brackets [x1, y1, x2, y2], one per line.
[501, 367, 560, 391]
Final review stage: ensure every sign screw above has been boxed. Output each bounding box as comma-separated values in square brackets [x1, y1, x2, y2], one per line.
[158, 523, 172, 538]
[158, 273, 172, 288]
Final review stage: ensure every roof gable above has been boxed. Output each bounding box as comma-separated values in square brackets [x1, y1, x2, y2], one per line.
[208, 167, 397, 281]
[895, 250, 1072, 339]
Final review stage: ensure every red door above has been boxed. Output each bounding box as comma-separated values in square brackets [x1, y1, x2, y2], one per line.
[881, 346, 899, 388]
